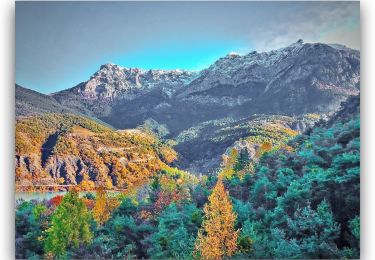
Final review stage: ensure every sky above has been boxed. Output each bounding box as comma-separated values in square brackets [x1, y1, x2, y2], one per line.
[16, 1, 360, 94]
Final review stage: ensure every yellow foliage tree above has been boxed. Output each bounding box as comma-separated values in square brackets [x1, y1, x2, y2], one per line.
[92, 187, 120, 226]
[220, 148, 238, 179]
[194, 179, 238, 259]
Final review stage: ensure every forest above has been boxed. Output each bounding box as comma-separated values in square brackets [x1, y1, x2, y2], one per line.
[15, 96, 360, 259]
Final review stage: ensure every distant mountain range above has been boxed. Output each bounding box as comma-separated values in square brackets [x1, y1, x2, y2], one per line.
[16, 40, 360, 174]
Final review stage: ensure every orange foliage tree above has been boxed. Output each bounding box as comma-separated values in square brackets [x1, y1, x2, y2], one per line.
[92, 187, 120, 226]
[194, 178, 238, 259]
[48, 195, 63, 207]
[255, 142, 273, 158]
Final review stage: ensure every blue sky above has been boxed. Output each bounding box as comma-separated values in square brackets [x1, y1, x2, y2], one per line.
[16, 1, 360, 94]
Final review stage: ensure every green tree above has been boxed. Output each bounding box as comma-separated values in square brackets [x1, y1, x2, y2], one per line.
[44, 190, 93, 258]
[87, 198, 154, 259]
[15, 201, 47, 259]
[148, 203, 195, 259]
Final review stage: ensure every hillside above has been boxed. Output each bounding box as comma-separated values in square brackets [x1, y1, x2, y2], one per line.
[15, 114, 177, 191]
[172, 114, 322, 174]
[15, 87, 360, 260]
[220, 94, 360, 258]
[16, 84, 75, 117]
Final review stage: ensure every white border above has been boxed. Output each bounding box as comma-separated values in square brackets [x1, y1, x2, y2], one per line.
[360, 0, 375, 259]
[0, 0, 15, 258]
[1, 0, 374, 259]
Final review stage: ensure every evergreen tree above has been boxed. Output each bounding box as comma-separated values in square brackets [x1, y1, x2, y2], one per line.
[15, 201, 47, 259]
[148, 204, 194, 259]
[44, 190, 93, 258]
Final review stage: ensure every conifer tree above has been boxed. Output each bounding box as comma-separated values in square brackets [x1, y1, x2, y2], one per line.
[194, 178, 238, 259]
[44, 189, 93, 258]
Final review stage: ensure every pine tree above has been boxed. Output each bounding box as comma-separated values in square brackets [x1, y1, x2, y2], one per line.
[44, 189, 93, 258]
[194, 179, 238, 259]
[148, 204, 194, 259]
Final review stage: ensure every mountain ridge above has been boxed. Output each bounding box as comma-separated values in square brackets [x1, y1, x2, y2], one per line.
[16, 40, 360, 174]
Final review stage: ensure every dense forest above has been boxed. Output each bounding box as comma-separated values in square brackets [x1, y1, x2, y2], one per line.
[15, 96, 360, 259]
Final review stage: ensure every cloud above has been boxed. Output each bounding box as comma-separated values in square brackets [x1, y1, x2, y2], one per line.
[246, 2, 359, 51]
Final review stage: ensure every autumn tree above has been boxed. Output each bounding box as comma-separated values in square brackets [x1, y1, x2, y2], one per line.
[194, 178, 238, 259]
[92, 186, 120, 226]
[255, 142, 273, 158]
[44, 190, 93, 258]
[220, 148, 238, 179]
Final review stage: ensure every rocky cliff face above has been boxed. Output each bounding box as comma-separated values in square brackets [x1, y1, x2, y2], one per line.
[52, 64, 197, 117]
[55, 63, 197, 101]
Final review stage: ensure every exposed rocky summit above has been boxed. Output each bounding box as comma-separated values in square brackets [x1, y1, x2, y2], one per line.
[51, 40, 359, 127]
[55, 63, 197, 101]
[52, 64, 197, 117]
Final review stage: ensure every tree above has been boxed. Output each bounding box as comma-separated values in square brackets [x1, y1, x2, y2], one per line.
[44, 190, 93, 258]
[233, 149, 250, 172]
[86, 197, 154, 259]
[194, 179, 238, 259]
[92, 186, 120, 226]
[280, 200, 341, 259]
[15, 201, 48, 259]
[148, 204, 194, 259]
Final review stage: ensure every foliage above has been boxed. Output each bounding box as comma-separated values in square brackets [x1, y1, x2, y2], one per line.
[194, 179, 238, 259]
[15, 200, 48, 259]
[92, 187, 121, 226]
[147, 203, 198, 259]
[225, 113, 360, 258]
[44, 190, 93, 258]
[15, 96, 360, 259]
[15, 114, 179, 191]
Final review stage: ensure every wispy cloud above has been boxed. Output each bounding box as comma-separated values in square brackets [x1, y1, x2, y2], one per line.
[247, 2, 359, 51]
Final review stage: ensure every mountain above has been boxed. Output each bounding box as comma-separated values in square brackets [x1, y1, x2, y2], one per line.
[15, 114, 177, 191]
[31, 40, 360, 174]
[52, 64, 197, 117]
[53, 40, 359, 129]
[176, 40, 359, 115]
[172, 113, 323, 174]
[16, 84, 75, 117]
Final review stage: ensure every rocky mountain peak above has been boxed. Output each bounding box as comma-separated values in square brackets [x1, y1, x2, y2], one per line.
[70, 63, 198, 101]
[179, 41, 359, 102]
